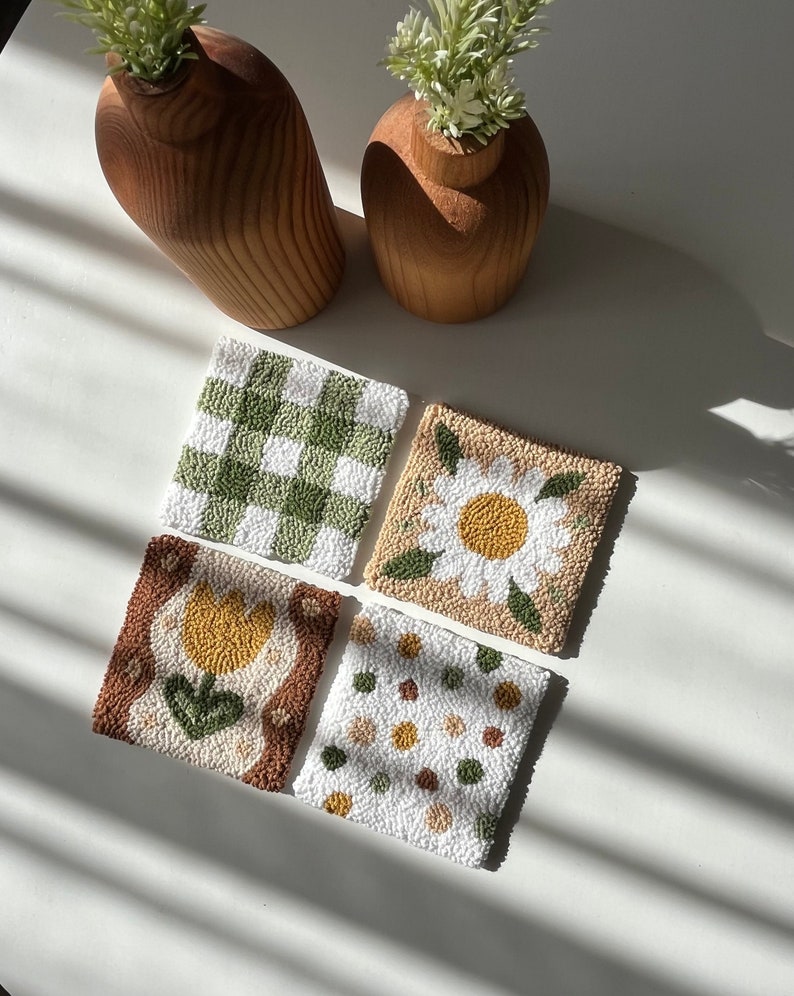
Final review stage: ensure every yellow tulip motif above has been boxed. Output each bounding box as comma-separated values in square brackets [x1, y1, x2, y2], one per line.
[182, 582, 276, 675]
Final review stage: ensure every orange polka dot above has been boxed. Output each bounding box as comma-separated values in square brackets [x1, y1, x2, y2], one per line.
[493, 680, 522, 711]
[323, 791, 353, 817]
[425, 803, 453, 834]
[347, 716, 377, 746]
[482, 726, 504, 748]
[350, 615, 377, 645]
[443, 714, 466, 737]
[397, 632, 422, 658]
[391, 721, 419, 751]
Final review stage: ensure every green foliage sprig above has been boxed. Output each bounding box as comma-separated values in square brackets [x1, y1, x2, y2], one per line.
[55, 0, 207, 82]
[383, 0, 553, 144]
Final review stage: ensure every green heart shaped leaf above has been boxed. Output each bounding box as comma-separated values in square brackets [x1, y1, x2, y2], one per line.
[381, 549, 441, 580]
[534, 472, 586, 502]
[507, 579, 542, 633]
[435, 423, 463, 475]
[164, 673, 245, 741]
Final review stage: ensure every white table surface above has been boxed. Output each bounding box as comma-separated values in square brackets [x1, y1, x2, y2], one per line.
[1, 2, 793, 995]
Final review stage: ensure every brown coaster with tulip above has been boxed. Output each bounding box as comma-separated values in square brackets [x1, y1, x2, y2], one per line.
[93, 535, 341, 790]
[364, 405, 621, 654]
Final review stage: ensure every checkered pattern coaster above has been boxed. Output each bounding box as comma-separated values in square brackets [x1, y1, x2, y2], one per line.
[93, 535, 341, 790]
[292, 603, 551, 867]
[364, 404, 621, 654]
[162, 338, 409, 579]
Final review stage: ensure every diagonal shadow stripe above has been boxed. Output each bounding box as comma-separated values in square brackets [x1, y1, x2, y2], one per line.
[0, 672, 704, 996]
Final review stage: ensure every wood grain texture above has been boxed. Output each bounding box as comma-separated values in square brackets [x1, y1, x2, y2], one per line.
[95, 26, 344, 331]
[361, 94, 549, 324]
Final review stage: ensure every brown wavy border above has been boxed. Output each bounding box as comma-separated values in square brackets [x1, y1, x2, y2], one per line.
[93, 534, 198, 740]
[242, 582, 341, 790]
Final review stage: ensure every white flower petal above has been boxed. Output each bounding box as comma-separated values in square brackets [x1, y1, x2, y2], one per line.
[486, 455, 515, 489]
[457, 560, 488, 598]
[418, 525, 451, 553]
[483, 563, 512, 603]
[517, 466, 546, 498]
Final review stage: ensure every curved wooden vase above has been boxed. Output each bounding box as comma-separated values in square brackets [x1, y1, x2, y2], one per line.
[361, 94, 549, 324]
[96, 26, 344, 330]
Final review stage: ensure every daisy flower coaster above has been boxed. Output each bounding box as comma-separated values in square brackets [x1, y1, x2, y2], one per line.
[364, 404, 621, 654]
[292, 603, 551, 867]
[162, 337, 408, 579]
[93, 535, 341, 791]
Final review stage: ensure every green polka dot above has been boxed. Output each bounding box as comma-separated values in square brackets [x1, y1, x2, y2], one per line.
[353, 671, 376, 693]
[441, 666, 464, 690]
[476, 645, 503, 673]
[321, 745, 347, 771]
[474, 812, 498, 840]
[457, 758, 484, 785]
[370, 772, 391, 794]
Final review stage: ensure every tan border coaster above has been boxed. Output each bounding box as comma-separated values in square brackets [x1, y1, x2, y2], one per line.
[364, 404, 621, 653]
[94, 535, 341, 790]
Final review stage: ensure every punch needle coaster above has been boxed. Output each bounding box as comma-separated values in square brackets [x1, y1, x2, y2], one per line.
[93, 535, 341, 790]
[162, 337, 409, 579]
[293, 603, 550, 867]
[364, 404, 621, 654]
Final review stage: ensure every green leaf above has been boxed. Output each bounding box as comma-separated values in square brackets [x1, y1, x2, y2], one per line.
[507, 579, 542, 633]
[163, 673, 244, 740]
[435, 423, 463, 475]
[381, 549, 441, 581]
[534, 472, 586, 502]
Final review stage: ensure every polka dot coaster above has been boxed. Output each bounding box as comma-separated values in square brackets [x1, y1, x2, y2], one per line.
[93, 535, 341, 790]
[162, 337, 409, 579]
[364, 404, 621, 654]
[292, 603, 550, 867]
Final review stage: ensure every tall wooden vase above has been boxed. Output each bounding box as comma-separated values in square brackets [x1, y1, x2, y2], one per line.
[95, 26, 344, 330]
[361, 94, 549, 324]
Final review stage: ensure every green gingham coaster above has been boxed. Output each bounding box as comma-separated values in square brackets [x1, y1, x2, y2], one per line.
[161, 338, 409, 579]
[93, 535, 341, 790]
[292, 603, 550, 867]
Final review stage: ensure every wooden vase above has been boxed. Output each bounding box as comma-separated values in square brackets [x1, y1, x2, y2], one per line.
[361, 94, 549, 324]
[95, 26, 344, 330]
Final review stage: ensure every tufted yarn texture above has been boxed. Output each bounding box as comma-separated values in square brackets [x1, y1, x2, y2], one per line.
[292, 603, 550, 867]
[161, 337, 409, 579]
[93, 535, 341, 790]
[364, 404, 622, 654]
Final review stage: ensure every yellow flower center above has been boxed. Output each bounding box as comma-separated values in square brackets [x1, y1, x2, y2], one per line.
[457, 492, 528, 560]
[182, 582, 275, 675]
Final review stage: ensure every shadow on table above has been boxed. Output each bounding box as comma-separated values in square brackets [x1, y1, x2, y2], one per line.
[0, 670, 724, 996]
[276, 206, 794, 503]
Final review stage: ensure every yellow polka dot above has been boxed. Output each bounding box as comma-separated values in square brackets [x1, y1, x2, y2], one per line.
[397, 632, 422, 658]
[443, 714, 466, 737]
[494, 680, 522, 711]
[323, 791, 353, 817]
[425, 803, 453, 834]
[350, 615, 377, 645]
[391, 721, 419, 751]
[347, 716, 377, 746]
[457, 492, 528, 560]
